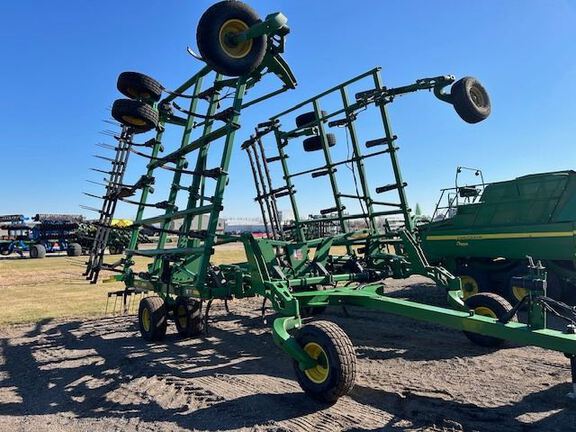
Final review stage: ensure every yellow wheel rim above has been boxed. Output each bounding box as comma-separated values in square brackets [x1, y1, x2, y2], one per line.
[475, 306, 497, 319]
[218, 19, 253, 59]
[512, 285, 529, 302]
[177, 304, 188, 329]
[303, 342, 330, 384]
[141, 307, 151, 332]
[122, 115, 147, 126]
[460, 275, 479, 299]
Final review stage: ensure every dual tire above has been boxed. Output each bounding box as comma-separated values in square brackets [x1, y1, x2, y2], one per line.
[138, 296, 203, 342]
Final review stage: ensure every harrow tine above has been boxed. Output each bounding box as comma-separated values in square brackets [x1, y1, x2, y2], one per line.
[80, 204, 107, 214]
[85, 179, 107, 187]
[102, 119, 121, 127]
[90, 167, 113, 175]
[96, 142, 118, 151]
[83, 192, 104, 200]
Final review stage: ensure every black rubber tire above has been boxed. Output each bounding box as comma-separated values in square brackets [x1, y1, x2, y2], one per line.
[0, 244, 10, 256]
[303, 133, 337, 152]
[174, 296, 203, 338]
[111, 99, 159, 133]
[138, 296, 168, 341]
[108, 245, 124, 255]
[117, 72, 163, 102]
[295, 110, 328, 128]
[293, 320, 356, 403]
[455, 265, 489, 299]
[67, 242, 82, 257]
[196, 1, 267, 77]
[29, 244, 46, 259]
[463, 293, 516, 348]
[451, 77, 491, 124]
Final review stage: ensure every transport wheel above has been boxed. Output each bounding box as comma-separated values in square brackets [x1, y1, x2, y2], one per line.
[174, 296, 203, 338]
[0, 245, 10, 256]
[463, 293, 515, 348]
[197, 1, 267, 77]
[29, 244, 46, 259]
[451, 77, 491, 124]
[117, 72, 163, 102]
[67, 242, 82, 257]
[138, 296, 167, 341]
[295, 110, 328, 128]
[303, 133, 337, 152]
[111, 99, 159, 132]
[293, 320, 356, 403]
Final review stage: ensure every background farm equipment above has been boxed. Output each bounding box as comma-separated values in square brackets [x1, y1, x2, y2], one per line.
[85, 0, 576, 403]
[76, 220, 151, 256]
[420, 168, 576, 304]
[0, 214, 31, 257]
[28, 214, 84, 258]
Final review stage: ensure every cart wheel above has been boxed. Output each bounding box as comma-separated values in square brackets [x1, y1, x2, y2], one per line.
[0, 245, 10, 256]
[451, 77, 491, 124]
[456, 266, 489, 299]
[303, 133, 337, 152]
[67, 243, 82, 257]
[138, 296, 167, 341]
[117, 72, 163, 102]
[196, 1, 267, 77]
[295, 110, 328, 128]
[29, 244, 46, 259]
[174, 296, 203, 338]
[293, 320, 356, 403]
[463, 293, 515, 348]
[111, 99, 159, 133]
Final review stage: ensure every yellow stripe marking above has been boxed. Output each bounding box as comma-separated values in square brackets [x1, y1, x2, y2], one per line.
[426, 230, 576, 241]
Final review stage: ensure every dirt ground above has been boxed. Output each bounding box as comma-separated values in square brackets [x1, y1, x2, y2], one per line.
[0, 277, 575, 432]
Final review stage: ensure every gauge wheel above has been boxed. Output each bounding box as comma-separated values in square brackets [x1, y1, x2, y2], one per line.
[196, 1, 267, 77]
[174, 296, 203, 338]
[111, 99, 159, 133]
[138, 296, 167, 341]
[293, 320, 356, 403]
[295, 110, 328, 128]
[451, 76, 491, 124]
[463, 293, 515, 348]
[117, 72, 163, 102]
[303, 133, 337, 152]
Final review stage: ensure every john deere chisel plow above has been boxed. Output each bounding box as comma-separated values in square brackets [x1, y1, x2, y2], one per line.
[86, 0, 576, 403]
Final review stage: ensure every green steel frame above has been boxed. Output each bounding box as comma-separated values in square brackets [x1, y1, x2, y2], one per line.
[90, 2, 576, 400]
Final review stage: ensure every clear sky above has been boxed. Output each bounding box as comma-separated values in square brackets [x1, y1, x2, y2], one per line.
[1, 0, 575, 220]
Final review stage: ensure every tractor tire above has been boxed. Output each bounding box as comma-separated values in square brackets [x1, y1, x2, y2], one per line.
[303, 133, 336, 152]
[463, 293, 516, 348]
[295, 110, 328, 128]
[29, 244, 46, 259]
[196, 1, 267, 77]
[455, 266, 489, 299]
[138, 296, 167, 341]
[174, 296, 203, 338]
[111, 99, 159, 133]
[117, 72, 163, 102]
[451, 77, 491, 124]
[293, 320, 356, 403]
[67, 243, 82, 257]
[0, 244, 10, 256]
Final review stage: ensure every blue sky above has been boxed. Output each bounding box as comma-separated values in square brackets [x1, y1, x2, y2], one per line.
[1, 0, 575, 220]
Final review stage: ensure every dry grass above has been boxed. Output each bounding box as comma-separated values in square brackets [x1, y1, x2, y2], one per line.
[0, 245, 248, 326]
